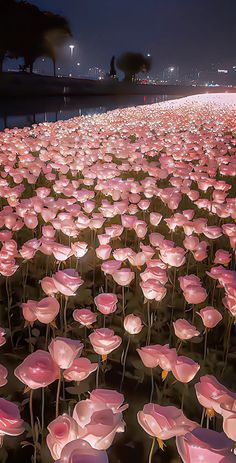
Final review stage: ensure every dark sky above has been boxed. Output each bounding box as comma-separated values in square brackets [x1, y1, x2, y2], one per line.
[26, 0, 236, 75]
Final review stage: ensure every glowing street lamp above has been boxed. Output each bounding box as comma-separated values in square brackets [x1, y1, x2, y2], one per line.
[147, 53, 151, 57]
[69, 45, 75, 57]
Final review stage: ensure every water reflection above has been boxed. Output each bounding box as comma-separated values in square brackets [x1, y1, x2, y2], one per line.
[0, 94, 179, 131]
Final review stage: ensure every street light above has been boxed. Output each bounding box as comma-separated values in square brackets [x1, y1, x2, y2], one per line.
[147, 53, 151, 57]
[69, 45, 75, 58]
[77, 62, 80, 66]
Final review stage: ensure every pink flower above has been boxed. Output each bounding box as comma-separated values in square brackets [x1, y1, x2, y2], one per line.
[172, 356, 200, 383]
[49, 338, 84, 370]
[137, 345, 162, 368]
[14, 350, 59, 389]
[0, 398, 24, 436]
[90, 389, 128, 413]
[0, 365, 8, 387]
[158, 345, 178, 372]
[64, 358, 98, 382]
[179, 275, 201, 292]
[73, 309, 97, 326]
[52, 243, 72, 262]
[101, 260, 122, 275]
[124, 314, 143, 334]
[94, 293, 118, 315]
[89, 328, 122, 356]
[36, 297, 60, 324]
[137, 404, 197, 441]
[197, 306, 222, 328]
[179, 275, 207, 304]
[173, 319, 200, 341]
[52, 269, 83, 296]
[195, 375, 236, 414]
[150, 212, 162, 226]
[0, 328, 6, 347]
[183, 236, 199, 251]
[47, 414, 78, 460]
[22, 300, 38, 323]
[176, 428, 235, 463]
[73, 397, 125, 450]
[96, 245, 112, 260]
[221, 401, 236, 442]
[22, 297, 60, 324]
[112, 268, 135, 286]
[41, 276, 58, 296]
[140, 279, 167, 301]
[203, 226, 223, 239]
[55, 439, 108, 463]
[71, 241, 88, 258]
[160, 246, 186, 268]
[214, 250, 231, 266]
[223, 285, 236, 317]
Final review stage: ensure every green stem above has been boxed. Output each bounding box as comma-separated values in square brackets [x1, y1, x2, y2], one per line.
[41, 387, 45, 444]
[120, 336, 130, 392]
[56, 372, 62, 418]
[63, 297, 68, 336]
[150, 368, 154, 402]
[29, 389, 37, 463]
[148, 437, 156, 463]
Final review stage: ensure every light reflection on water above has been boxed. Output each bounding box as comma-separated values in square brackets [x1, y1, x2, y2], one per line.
[0, 94, 180, 131]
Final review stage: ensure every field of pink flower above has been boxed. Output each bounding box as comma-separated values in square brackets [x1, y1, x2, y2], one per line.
[0, 94, 235, 462]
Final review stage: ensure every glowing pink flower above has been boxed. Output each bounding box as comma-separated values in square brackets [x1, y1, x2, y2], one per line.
[55, 439, 108, 463]
[14, 350, 60, 389]
[0, 398, 24, 436]
[137, 404, 197, 440]
[124, 314, 143, 334]
[89, 328, 122, 356]
[197, 306, 222, 328]
[47, 414, 78, 460]
[49, 338, 84, 370]
[176, 428, 235, 463]
[172, 356, 200, 383]
[73, 309, 97, 326]
[94, 293, 118, 315]
[173, 319, 200, 341]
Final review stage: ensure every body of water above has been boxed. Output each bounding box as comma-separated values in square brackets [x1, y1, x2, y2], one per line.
[0, 94, 180, 131]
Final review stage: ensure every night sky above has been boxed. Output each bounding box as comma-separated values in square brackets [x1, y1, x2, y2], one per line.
[23, 0, 236, 75]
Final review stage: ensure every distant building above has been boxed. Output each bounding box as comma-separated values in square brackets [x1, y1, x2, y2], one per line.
[197, 63, 236, 86]
[87, 66, 105, 80]
[162, 66, 180, 84]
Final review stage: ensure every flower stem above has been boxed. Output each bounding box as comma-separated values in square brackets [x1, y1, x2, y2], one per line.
[204, 329, 208, 361]
[150, 368, 154, 402]
[63, 297, 68, 336]
[56, 372, 62, 418]
[29, 389, 37, 463]
[148, 437, 156, 463]
[120, 336, 130, 392]
[41, 387, 45, 445]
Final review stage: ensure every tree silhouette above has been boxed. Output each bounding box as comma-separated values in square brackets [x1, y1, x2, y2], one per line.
[0, 0, 19, 72]
[0, 0, 72, 74]
[109, 56, 117, 78]
[117, 52, 152, 82]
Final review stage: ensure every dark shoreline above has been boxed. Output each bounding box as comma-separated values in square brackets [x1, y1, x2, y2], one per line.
[0, 72, 235, 97]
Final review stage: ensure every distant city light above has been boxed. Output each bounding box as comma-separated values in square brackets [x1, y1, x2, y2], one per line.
[77, 62, 80, 66]
[170, 67, 175, 72]
[147, 53, 151, 57]
[218, 69, 228, 73]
